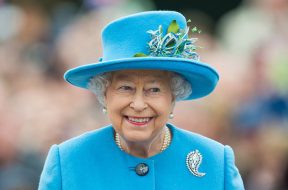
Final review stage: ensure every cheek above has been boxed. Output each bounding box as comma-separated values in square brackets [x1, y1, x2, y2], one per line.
[151, 96, 173, 121]
[105, 89, 131, 126]
[105, 90, 122, 122]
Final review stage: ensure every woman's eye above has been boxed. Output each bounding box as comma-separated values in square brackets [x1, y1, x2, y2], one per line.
[118, 86, 133, 91]
[148, 88, 160, 93]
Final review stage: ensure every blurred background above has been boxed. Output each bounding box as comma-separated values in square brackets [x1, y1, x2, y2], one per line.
[0, 0, 288, 189]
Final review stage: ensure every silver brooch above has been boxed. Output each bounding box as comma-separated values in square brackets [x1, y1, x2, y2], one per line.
[186, 149, 206, 177]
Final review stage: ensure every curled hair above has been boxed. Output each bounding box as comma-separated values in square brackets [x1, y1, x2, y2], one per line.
[88, 71, 192, 106]
[88, 72, 112, 105]
[170, 72, 192, 101]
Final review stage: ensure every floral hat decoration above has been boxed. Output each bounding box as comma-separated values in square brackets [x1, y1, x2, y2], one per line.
[64, 11, 219, 100]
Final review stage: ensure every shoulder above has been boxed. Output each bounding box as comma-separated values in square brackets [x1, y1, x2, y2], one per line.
[170, 124, 244, 189]
[168, 123, 226, 170]
[169, 124, 244, 189]
[61, 125, 112, 146]
[57, 125, 114, 157]
[169, 123, 224, 150]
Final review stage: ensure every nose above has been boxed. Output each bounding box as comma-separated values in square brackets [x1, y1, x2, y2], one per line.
[130, 91, 147, 112]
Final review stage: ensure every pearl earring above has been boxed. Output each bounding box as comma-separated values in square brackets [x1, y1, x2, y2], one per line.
[102, 107, 107, 114]
[169, 113, 174, 119]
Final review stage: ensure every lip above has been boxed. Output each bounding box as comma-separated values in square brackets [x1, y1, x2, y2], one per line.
[124, 116, 153, 126]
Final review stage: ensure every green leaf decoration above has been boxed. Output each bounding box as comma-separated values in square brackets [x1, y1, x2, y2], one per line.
[179, 29, 185, 38]
[159, 25, 163, 34]
[144, 20, 201, 60]
[166, 40, 176, 47]
[191, 26, 202, 34]
[178, 41, 186, 52]
[167, 20, 179, 34]
[191, 27, 198, 33]
[133, 52, 148, 57]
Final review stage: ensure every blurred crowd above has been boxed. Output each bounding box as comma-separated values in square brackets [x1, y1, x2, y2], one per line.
[0, 0, 287, 189]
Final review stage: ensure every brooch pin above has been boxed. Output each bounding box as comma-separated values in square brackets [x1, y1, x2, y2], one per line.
[186, 149, 206, 177]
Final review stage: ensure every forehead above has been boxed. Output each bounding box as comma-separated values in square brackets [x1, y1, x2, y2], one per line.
[111, 70, 171, 82]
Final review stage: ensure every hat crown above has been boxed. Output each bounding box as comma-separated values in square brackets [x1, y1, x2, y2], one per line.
[101, 11, 187, 61]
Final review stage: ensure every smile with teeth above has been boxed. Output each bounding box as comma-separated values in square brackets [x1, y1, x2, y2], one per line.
[126, 116, 152, 125]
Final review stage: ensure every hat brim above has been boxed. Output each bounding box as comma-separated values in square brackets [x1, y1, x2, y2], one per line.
[64, 57, 219, 100]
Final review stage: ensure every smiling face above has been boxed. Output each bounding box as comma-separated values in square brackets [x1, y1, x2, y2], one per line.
[105, 70, 174, 144]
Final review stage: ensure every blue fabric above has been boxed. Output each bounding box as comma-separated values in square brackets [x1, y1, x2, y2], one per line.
[64, 11, 219, 100]
[39, 124, 244, 190]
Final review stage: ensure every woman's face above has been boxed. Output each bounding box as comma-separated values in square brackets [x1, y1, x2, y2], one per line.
[105, 70, 174, 144]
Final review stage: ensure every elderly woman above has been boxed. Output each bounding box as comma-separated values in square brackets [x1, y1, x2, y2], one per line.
[39, 11, 244, 190]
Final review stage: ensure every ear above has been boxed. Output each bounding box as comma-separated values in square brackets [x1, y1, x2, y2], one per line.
[171, 99, 176, 112]
[102, 91, 108, 107]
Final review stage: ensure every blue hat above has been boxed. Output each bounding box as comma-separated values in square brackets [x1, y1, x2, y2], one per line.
[64, 11, 219, 100]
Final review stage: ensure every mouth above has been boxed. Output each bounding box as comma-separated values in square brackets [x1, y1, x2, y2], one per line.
[124, 116, 153, 126]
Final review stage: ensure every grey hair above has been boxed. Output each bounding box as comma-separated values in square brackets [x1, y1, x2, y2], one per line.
[88, 72, 112, 106]
[170, 72, 192, 101]
[88, 72, 192, 106]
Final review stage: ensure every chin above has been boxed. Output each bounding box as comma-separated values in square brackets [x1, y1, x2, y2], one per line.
[122, 130, 154, 143]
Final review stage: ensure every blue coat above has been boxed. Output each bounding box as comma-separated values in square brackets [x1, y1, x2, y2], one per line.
[39, 124, 244, 190]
